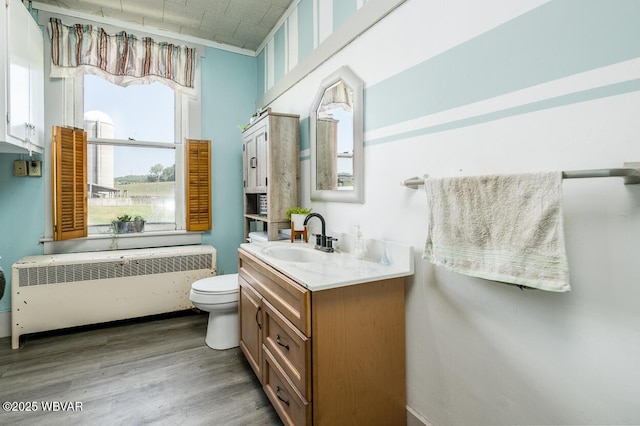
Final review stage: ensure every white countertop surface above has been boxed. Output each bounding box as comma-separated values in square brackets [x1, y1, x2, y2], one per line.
[239, 239, 414, 291]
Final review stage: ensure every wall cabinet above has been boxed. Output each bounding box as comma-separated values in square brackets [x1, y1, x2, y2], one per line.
[0, 0, 45, 154]
[238, 248, 407, 426]
[242, 109, 299, 241]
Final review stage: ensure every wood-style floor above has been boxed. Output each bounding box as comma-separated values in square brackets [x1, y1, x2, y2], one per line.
[0, 312, 282, 426]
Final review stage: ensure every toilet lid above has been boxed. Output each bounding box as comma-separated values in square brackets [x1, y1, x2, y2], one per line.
[192, 274, 238, 294]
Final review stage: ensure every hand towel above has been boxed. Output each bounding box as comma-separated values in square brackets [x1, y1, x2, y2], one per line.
[423, 171, 570, 292]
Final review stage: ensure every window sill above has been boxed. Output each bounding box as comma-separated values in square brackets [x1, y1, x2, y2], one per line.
[41, 231, 203, 255]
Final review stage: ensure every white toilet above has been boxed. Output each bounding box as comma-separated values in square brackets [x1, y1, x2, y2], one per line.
[189, 273, 239, 350]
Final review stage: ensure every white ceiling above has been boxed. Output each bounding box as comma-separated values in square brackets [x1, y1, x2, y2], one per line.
[33, 0, 295, 52]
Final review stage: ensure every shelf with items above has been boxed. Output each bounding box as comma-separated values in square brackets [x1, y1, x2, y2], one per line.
[244, 193, 268, 217]
[243, 216, 291, 242]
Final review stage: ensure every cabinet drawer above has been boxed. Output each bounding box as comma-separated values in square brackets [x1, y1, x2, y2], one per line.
[263, 299, 311, 400]
[263, 348, 311, 426]
[239, 249, 310, 335]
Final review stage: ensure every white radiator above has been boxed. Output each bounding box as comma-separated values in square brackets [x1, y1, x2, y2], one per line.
[11, 245, 216, 349]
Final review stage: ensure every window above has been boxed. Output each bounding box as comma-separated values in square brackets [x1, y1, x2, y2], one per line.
[49, 75, 211, 246]
[83, 75, 179, 234]
[44, 18, 207, 252]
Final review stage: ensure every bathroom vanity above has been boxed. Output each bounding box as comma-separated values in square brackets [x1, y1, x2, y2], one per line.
[237, 240, 413, 426]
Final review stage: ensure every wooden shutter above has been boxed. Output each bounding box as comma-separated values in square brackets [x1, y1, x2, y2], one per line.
[186, 139, 211, 231]
[52, 126, 88, 241]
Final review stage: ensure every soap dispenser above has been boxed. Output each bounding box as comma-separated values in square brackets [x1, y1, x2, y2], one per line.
[353, 225, 364, 260]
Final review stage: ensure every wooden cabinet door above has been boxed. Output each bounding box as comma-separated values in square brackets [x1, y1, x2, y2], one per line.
[7, 0, 30, 143]
[239, 276, 263, 382]
[244, 122, 268, 193]
[5, 0, 44, 150]
[255, 128, 268, 192]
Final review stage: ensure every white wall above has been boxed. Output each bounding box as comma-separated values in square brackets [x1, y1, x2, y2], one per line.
[269, 0, 640, 424]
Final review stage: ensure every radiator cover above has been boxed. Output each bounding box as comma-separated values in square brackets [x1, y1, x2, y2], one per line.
[11, 245, 216, 349]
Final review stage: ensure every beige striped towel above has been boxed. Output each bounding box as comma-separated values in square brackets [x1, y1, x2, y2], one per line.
[423, 171, 570, 292]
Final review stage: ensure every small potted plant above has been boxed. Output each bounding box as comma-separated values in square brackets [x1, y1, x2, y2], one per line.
[112, 214, 132, 234]
[286, 207, 312, 231]
[133, 215, 146, 233]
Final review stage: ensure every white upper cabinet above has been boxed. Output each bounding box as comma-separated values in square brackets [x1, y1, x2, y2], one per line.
[0, 0, 45, 154]
[243, 122, 269, 193]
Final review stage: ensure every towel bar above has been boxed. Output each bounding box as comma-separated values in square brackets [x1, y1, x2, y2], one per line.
[401, 163, 640, 188]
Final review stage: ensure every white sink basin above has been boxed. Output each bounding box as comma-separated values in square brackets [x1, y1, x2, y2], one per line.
[261, 246, 328, 263]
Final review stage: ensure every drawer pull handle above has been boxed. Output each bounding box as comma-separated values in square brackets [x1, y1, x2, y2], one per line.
[276, 386, 290, 406]
[256, 306, 262, 329]
[276, 334, 289, 350]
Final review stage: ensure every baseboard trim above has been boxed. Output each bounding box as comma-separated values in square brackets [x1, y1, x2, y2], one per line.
[407, 405, 431, 426]
[0, 311, 11, 339]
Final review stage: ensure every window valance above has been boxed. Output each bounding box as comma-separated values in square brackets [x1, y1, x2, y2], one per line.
[48, 18, 196, 94]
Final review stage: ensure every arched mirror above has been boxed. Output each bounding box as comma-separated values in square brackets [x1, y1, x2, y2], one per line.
[310, 66, 363, 203]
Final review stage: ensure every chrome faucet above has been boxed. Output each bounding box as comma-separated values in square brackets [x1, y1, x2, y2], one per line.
[304, 213, 335, 252]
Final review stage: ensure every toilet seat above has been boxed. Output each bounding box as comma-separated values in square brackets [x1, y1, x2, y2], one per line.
[192, 274, 238, 294]
[190, 274, 239, 304]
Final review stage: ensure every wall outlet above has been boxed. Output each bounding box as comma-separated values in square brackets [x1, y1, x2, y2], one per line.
[14, 160, 28, 177]
[28, 160, 42, 177]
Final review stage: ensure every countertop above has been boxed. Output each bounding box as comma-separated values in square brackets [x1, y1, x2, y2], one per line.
[239, 239, 414, 291]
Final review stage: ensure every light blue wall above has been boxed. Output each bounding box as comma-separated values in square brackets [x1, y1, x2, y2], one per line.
[299, 117, 310, 151]
[297, 0, 314, 63]
[364, 0, 640, 140]
[258, 0, 362, 96]
[263, 0, 640, 143]
[0, 154, 45, 312]
[200, 47, 257, 276]
[274, 26, 286, 84]
[333, 0, 357, 31]
[257, 48, 266, 100]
